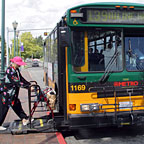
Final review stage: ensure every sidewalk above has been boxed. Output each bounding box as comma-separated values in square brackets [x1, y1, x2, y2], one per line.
[0, 69, 66, 144]
[0, 133, 60, 144]
[0, 132, 66, 144]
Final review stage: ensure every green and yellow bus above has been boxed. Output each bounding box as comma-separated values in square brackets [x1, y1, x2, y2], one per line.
[44, 2, 144, 128]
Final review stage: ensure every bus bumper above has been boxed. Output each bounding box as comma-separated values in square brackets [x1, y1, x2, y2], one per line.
[68, 111, 144, 128]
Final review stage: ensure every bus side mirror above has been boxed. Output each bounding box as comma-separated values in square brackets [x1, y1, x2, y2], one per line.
[59, 27, 70, 47]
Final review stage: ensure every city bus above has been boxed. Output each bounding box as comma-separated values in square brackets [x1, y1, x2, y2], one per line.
[43, 2, 144, 129]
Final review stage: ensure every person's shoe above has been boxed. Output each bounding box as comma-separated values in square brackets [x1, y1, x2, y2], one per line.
[22, 119, 29, 126]
[0, 126, 7, 130]
[31, 118, 34, 122]
[22, 118, 34, 126]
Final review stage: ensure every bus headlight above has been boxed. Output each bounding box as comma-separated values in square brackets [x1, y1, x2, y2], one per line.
[90, 103, 100, 111]
[80, 103, 100, 112]
[81, 104, 90, 112]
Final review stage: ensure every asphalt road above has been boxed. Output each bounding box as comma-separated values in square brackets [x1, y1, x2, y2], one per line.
[27, 65, 144, 144]
[26, 62, 45, 88]
[63, 125, 144, 144]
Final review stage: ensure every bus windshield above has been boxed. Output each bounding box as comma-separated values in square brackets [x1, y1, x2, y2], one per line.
[125, 30, 144, 71]
[72, 28, 123, 72]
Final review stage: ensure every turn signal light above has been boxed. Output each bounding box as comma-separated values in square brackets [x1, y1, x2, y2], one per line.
[69, 104, 76, 111]
[115, 5, 134, 9]
[123, 6, 128, 9]
[64, 17, 67, 21]
[129, 6, 134, 9]
[115, 6, 120, 8]
[70, 10, 77, 13]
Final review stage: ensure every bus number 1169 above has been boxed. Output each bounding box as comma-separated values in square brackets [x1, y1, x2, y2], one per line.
[70, 84, 86, 92]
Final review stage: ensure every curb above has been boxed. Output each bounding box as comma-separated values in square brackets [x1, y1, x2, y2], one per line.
[56, 132, 67, 144]
[47, 111, 66, 144]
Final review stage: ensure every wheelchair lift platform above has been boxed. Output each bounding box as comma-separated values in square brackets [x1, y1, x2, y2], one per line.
[1, 116, 55, 134]
[0, 82, 59, 135]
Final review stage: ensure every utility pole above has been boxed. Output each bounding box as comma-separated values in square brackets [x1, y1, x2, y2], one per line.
[16, 31, 19, 56]
[6, 27, 9, 67]
[12, 21, 18, 57]
[1, 0, 5, 76]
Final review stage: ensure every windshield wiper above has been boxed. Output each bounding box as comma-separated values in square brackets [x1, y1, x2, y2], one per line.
[99, 51, 119, 83]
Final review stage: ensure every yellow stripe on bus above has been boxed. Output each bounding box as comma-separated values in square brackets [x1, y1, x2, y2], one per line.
[65, 47, 69, 120]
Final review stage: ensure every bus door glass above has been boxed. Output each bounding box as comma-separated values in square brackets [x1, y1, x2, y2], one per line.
[72, 29, 123, 72]
[71, 31, 85, 67]
[125, 29, 144, 71]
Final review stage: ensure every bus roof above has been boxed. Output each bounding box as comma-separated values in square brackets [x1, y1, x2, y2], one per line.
[70, 2, 144, 9]
[63, 2, 144, 28]
[66, 2, 144, 12]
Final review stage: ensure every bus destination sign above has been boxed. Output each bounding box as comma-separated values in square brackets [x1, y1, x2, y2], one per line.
[86, 9, 144, 24]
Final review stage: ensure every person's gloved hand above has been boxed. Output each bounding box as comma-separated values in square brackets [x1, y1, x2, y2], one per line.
[31, 86, 35, 92]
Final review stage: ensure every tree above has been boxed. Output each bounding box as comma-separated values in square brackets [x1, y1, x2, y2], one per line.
[35, 35, 43, 47]
[19, 32, 43, 59]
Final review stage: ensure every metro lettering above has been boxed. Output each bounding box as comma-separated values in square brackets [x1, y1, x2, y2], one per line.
[114, 81, 139, 87]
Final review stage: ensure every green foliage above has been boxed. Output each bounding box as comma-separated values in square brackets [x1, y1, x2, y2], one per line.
[34, 35, 44, 47]
[11, 32, 44, 59]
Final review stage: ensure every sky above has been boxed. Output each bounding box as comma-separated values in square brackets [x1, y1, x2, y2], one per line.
[1, 0, 144, 41]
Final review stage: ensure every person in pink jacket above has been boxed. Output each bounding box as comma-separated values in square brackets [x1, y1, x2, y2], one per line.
[0, 56, 31, 130]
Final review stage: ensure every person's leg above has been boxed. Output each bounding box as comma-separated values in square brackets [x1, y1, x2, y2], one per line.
[12, 98, 28, 120]
[0, 95, 9, 126]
